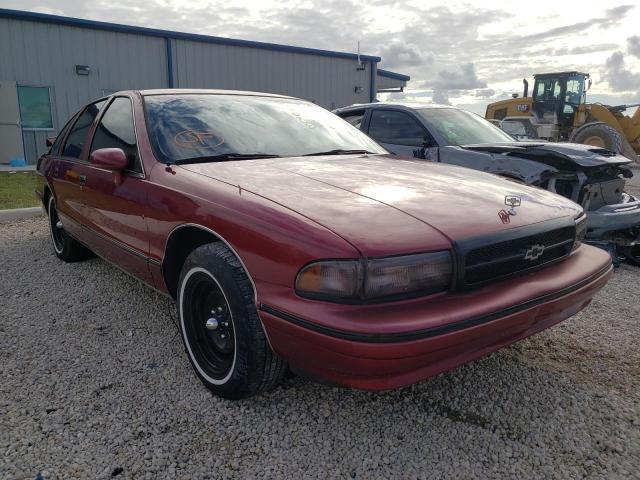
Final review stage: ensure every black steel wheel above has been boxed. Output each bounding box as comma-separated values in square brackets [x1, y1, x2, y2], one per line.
[181, 268, 236, 383]
[177, 242, 286, 400]
[47, 196, 92, 262]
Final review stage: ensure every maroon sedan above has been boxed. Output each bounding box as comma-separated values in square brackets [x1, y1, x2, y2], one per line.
[36, 90, 612, 399]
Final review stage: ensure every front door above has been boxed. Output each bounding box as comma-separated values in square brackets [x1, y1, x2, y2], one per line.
[366, 109, 436, 160]
[77, 96, 153, 285]
[0, 81, 25, 164]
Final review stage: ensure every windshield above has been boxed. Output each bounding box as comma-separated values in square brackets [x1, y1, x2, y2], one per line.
[417, 108, 515, 145]
[144, 94, 385, 163]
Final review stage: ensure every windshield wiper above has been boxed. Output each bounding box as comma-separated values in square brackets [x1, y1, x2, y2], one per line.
[302, 149, 375, 156]
[174, 153, 281, 165]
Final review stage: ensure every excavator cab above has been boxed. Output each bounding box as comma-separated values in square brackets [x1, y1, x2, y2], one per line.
[532, 72, 589, 133]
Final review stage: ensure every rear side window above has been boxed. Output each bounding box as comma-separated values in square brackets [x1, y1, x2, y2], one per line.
[368, 110, 425, 146]
[90, 97, 140, 173]
[62, 100, 107, 159]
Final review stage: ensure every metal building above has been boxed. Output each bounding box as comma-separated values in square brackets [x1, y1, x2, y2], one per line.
[377, 69, 411, 93]
[0, 9, 409, 165]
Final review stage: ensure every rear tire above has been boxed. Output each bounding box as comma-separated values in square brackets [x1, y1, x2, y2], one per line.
[47, 196, 92, 262]
[622, 245, 640, 267]
[570, 122, 638, 161]
[177, 242, 286, 400]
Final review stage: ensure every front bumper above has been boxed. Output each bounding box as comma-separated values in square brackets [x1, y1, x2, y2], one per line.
[586, 193, 640, 239]
[257, 245, 612, 391]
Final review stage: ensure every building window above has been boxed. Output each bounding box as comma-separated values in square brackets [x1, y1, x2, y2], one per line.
[17, 86, 54, 129]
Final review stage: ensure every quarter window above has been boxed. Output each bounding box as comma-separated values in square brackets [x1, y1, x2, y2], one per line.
[62, 100, 107, 159]
[368, 110, 425, 146]
[17, 86, 53, 129]
[90, 97, 140, 173]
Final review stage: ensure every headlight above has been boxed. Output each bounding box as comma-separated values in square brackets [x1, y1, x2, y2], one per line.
[573, 213, 587, 250]
[295, 251, 452, 302]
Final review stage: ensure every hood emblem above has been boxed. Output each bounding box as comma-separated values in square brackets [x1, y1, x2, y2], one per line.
[499, 195, 522, 224]
[504, 195, 522, 216]
[524, 244, 545, 261]
[498, 209, 511, 224]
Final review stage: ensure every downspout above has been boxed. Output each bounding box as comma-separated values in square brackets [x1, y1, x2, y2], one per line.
[369, 61, 377, 102]
[165, 37, 174, 88]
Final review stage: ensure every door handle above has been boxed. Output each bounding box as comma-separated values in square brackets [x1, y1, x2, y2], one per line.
[79, 174, 87, 186]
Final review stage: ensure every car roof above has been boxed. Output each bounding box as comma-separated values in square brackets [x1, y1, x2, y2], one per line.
[110, 88, 298, 100]
[334, 101, 454, 112]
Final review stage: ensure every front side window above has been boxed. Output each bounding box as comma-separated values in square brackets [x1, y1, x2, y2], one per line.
[418, 108, 515, 145]
[90, 97, 140, 173]
[340, 111, 365, 129]
[144, 94, 385, 163]
[368, 110, 425, 146]
[18, 86, 53, 129]
[62, 100, 107, 159]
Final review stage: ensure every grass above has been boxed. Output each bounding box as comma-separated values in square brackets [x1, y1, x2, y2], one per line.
[0, 171, 40, 210]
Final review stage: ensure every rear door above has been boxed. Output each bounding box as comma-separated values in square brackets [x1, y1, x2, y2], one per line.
[53, 100, 107, 240]
[77, 96, 152, 284]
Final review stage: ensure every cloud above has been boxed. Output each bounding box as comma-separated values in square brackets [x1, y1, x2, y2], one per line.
[431, 90, 451, 105]
[431, 63, 487, 90]
[602, 51, 640, 92]
[628, 36, 640, 58]
[552, 44, 618, 56]
[474, 88, 496, 98]
[377, 42, 434, 69]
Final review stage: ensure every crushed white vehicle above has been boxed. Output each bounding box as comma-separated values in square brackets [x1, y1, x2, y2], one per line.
[334, 102, 640, 264]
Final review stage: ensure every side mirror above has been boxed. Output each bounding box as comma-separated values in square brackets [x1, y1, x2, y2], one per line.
[46, 137, 56, 147]
[90, 148, 128, 170]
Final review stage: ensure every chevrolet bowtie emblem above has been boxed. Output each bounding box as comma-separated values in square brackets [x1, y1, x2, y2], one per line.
[524, 244, 545, 261]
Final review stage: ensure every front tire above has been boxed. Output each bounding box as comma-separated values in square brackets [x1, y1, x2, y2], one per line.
[47, 196, 92, 262]
[177, 242, 286, 400]
[570, 122, 638, 161]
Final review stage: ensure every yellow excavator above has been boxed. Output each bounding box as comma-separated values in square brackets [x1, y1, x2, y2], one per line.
[485, 71, 640, 161]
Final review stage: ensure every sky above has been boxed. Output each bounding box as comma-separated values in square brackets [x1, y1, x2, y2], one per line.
[2, 0, 639, 114]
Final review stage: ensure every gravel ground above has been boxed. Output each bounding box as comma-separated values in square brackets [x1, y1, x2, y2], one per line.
[1, 217, 639, 480]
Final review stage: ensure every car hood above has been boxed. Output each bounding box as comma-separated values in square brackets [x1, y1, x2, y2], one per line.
[180, 155, 581, 256]
[461, 142, 632, 170]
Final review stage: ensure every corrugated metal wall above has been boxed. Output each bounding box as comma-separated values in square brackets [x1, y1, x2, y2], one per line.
[0, 18, 168, 125]
[0, 15, 376, 164]
[0, 17, 168, 162]
[171, 39, 372, 110]
[377, 74, 406, 91]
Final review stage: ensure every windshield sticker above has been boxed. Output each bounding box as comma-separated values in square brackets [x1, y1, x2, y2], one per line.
[174, 130, 224, 148]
